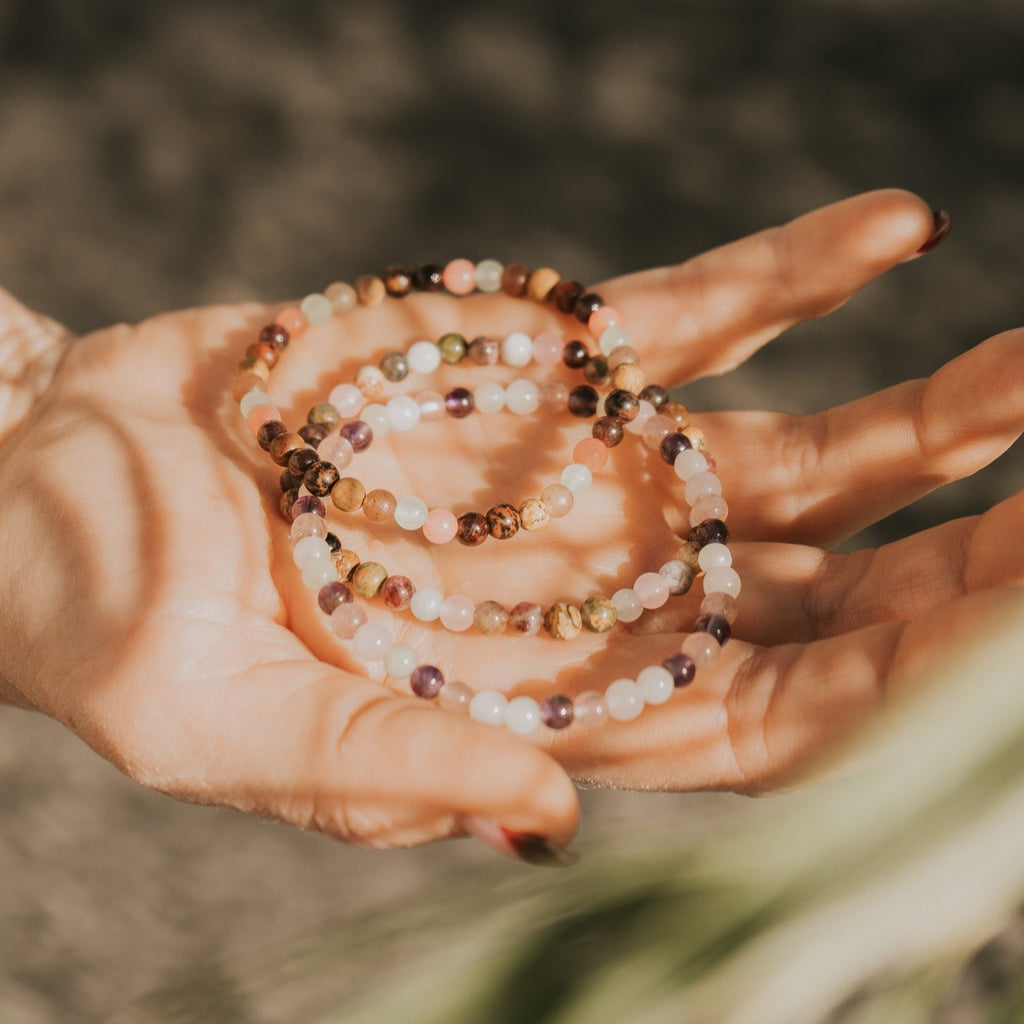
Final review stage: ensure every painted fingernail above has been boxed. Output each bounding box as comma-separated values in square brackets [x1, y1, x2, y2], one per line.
[916, 209, 952, 254]
[464, 816, 578, 867]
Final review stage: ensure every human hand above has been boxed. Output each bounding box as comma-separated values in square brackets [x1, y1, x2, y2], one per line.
[0, 190, 987, 859]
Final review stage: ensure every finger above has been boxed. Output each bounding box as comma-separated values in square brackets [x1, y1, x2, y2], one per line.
[0, 285, 74, 440]
[689, 328, 1024, 547]
[597, 189, 940, 384]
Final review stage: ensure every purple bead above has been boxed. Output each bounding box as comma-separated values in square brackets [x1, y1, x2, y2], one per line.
[290, 495, 326, 520]
[317, 581, 352, 614]
[689, 518, 730, 547]
[662, 652, 697, 688]
[339, 419, 373, 452]
[660, 431, 692, 465]
[540, 694, 575, 730]
[445, 386, 475, 418]
[410, 664, 445, 699]
[298, 423, 329, 449]
[695, 613, 731, 646]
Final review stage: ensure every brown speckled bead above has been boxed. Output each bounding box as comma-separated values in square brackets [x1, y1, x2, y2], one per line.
[500, 263, 530, 297]
[269, 431, 306, 467]
[468, 335, 500, 365]
[380, 574, 415, 611]
[331, 476, 366, 512]
[551, 279, 584, 314]
[355, 274, 386, 306]
[258, 323, 290, 349]
[363, 488, 397, 525]
[544, 602, 583, 640]
[232, 371, 267, 402]
[287, 447, 319, 478]
[246, 341, 279, 368]
[580, 596, 617, 633]
[257, 420, 288, 451]
[298, 423, 329, 449]
[332, 548, 361, 581]
[474, 600, 509, 636]
[639, 384, 669, 409]
[661, 401, 690, 428]
[237, 356, 270, 381]
[438, 332, 468, 364]
[279, 488, 299, 519]
[562, 340, 589, 369]
[604, 389, 640, 422]
[413, 264, 443, 291]
[592, 415, 625, 448]
[676, 540, 702, 573]
[379, 351, 410, 382]
[456, 511, 489, 547]
[508, 601, 543, 636]
[303, 460, 341, 497]
[383, 265, 412, 298]
[583, 356, 609, 385]
[486, 503, 521, 540]
[351, 562, 388, 598]
[307, 402, 341, 431]
[527, 267, 560, 302]
[611, 363, 645, 395]
[518, 497, 550, 531]
[573, 291, 603, 324]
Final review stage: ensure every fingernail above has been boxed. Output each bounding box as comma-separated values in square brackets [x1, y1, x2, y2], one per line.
[915, 209, 952, 255]
[464, 816, 578, 867]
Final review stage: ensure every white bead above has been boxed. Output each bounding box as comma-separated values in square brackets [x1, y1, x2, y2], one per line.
[505, 379, 540, 415]
[394, 495, 429, 530]
[239, 389, 272, 416]
[703, 566, 742, 597]
[605, 678, 645, 722]
[560, 463, 593, 494]
[386, 394, 421, 432]
[504, 695, 541, 735]
[470, 690, 508, 726]
[407, 339, 442, 374]
[353, 622, 392, 662]
[475, 259, 504, 293]
[361, 403, 389, 436]
[611, 588, 644, 623]
[474, 381, 506, 414]
[300, 292, 333, 327]
[673, 449, 708, 481]
[301, 560, 335, 591]
[293, 535, 331, 569]
[411, 587, 443, 622]
[598, 325, 632, 356]
[698, 542, 732, 571]
[625, 399, 656, 435]
[501, 331, 533, 367]
[685, 471, 723, 504]
[637, 665, 674, 706]
[384, 643, 419, 678]
[440, 595, 475, 632]
[328, 383, 363, 418]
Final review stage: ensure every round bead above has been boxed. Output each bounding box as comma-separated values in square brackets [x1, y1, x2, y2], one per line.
[328, 383, 364, 418]
[411, 588, 443, 622]
[442, 258, 476, 295]
[561, 463, 593, 494]
[300, 293, 333, 326]
[698, 543, 732, 571]
[380, 574, 415, 610]
[598, 326, 632, 357]
[540, 694, 575, 730]
[355, 365, 386, 400]
[339, 420, 373, 452]
[330, 603, 366, 639]
[293, 535, 331, 569]
[407, 339, 442, 375]
[301, 560, 335, 591]
[303, 460, 341, 497]
[298, 423, 328, 449]
[500, 264, 530, 297]
[527, 267, 561, 301]
[239, 389, 272, 417]
[325, 281, 357, 313]
[330, 476, 365, 512]
[257, 420, 288, 452]
[276, 307, 307, 337]
[639, 384, 669, 409]
[287, 446, 319, 478]
[456, 511, 489, 547]
[539, 379, 569, 414]
[696, 613, 732, 646]
[423, 507, 458, 544]
[362, 489, 397, 525]
[638, 665, 674, 706]
[572, 437, 608, 471]
[551, 279, 584, 313]
[317, 581, 352, 614]
[567, 385, 599, 418]
[634, 572, 670, 609]
[444, 387, 475, 418]
[269, 432, 305, 467]
[673, 449, 708, 481]
[681, 632, 720, 670]
[439, 680, 474, 713]
[333, 546, 361, 582]
[573, 690, 608, 729]
[417, 390, 447, 421]
[382, 266, 413, 298]
[394, 496, 429, 531]
[518, 498, 550, 531]
[690, 494, 730, 527]
[501, 331, 533, 367]
[701, 592, 739, 623]
[663, 652, 697, 688]
[607, 344, 640, 371]
[660, 432, 692, 465]
[291, 512, 327, 541]
[580, 595, 617, 633]
[505, 379, 540, 415]
[440, 595, 475, 632]
[544, 603, 583, 640]
[318, 436, 355, 471]
[468, 335, 501, 366]
[592, 416, 625, 448]
[583, 356, 609, 384]
[413, 264, 444, 291]
[410, 664, 446, 699]
[611, 588, 644, 623]
[474, 381, 506, 414]
[532, 331, 563, 366]
[354, 274, 386, 306]
[676, 540, 703, 572]
[438, 332, 468, 364]
[540, 483, 574, 518]
[470, 690, 508, 726]
[685, 471, 723, 504]
[504, 696, 541, 735]
[663, 402, 690, 428]
[353, 622, 392, 662]
[474, 600, 509, 636]
[690, 518, 731, 547]
[508, 601, 543, 636]
[605, 678, 644, 722]
[588, 305, 621, 336]
[360, 403, 389, 436]
[659, 560, 695, 596]
[239, 356, 272, 382]
[642, 415, 675, 450]
[384, 644, 419, 678]
[244, 404, 281, 434]
[486, 503, 520, 540]
[574, 291, 604, 324]
[380, 351, 410, 383]
[258, 323, 290, 350]
[562, 340, 590, 369]
[703, 566, 742, 598]
[475, 259, 503, 293]
[351, 562, 388, 598]
[604, 390, 640, 422]
[290, 495, 326, 520]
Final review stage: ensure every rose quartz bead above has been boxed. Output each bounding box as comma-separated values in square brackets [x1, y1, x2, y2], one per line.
[328, 383, 364, 418]
[318, 435, 354, 471]
[625, 399, 656, 436]
[291, 512, 327, 541]
[573, 690, 608, 729]
[674, 449, 709, 481]
[539, 483, 574, 518]
[539, 379, 569, 414]
[442, 258, 476, 295]
[588, 305, 622, 337]
[440, 595, 475, 632]
[689, 493, 729, 526]
[703, 566, 742, 598]
[698, 542, 732, 571]
[607, 345, 639, 371]
[532, 331, 563, 366]
[685, 471, 723, 504]
[505, 379, 540, 415]
[417, 390, 446, 422]
[330, 603, 366, 639]
[681, 631, 720, 670]
[439, 680, 473, 713]
[701, 592, 738, 623]
[572, 437, 609, 472]
[245, 404, 281, 434]
[634, 571, 670, 609]
[605, 678, 644, 722]
[611, 588, 643, 623]
[423, 508, 458, 544]
[276, 307, 307, 337]
[642, 415, 675, 451]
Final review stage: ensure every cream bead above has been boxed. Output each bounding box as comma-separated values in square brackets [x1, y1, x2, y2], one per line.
[386, 394, 421, 432]
[470, 690, 508, 726]
[611, 588, 644, 623]
[598, 325, 632, 356]
[703, 566, 742, 597]
[673, 449, 708, 481]
[685, 471, 723, 504]
[475, 259, 503, 293]
[697, 542, 732, 571]
[504, 696, 541, 735]
[384, 644, 419, 678]
[637, 665, 674, 706]
[395, 496, 429, 531]
[560, 463, 593, 494]
[505, 379, 540, 415]
[360, 402, 390, 435]
[605, 678, 644, 722]
[411, 588, 443, 622]
[500, 331, 533, 367]
[300, 292, 333, 327]
[407, 339, 442, 374]
[474, 381, 506, 414]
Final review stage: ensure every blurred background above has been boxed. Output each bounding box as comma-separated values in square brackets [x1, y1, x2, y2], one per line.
[0, 1, 1022, 1021]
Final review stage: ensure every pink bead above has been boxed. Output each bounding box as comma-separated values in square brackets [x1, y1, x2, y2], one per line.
[328, 383, 363, 417]
[442, 258, 476, 295]
[245, 403, 281, 434]
[440, 595, 475, 631]
[572, 437, 609, 471]
[532, 331, 563, 366]
[423, 508, 458, 544]
[539, 379, 569, 413]
[681, 632, 720, 670]
[588, 305, 622, 338]
[689, 494, 729, 526]
[634, 571, 670, 609]
[642, 415, 675, 450]
[330, 604, 366, 640]
[317, 435, 354, 470]
[277, 306, 307, 337]
[540, 482, 574, 518]
[417, 390, 447, 422]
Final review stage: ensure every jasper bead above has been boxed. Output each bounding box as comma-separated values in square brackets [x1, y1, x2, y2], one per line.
[287, 447, 319, 477]
[486, 503, 520, 540]
[551, 279, 584, 313]
[324, 532, 341, 553]
[676, 540, 702, 572]
[544, 602, 583, 640]
[279, 488, 299, 519]
[580, 595, 617, 633]
[279, 470, 301, 493]
[303, 460, 340, 497]
[413, 263, 443, 291]
[500, 263, 530, 297]
[695, 613, 731, 645]
[456, 511, 489, 546]
[410, 665, 445, 699]
[380, 575, 415, 611]
[269, 432, 306, 467]
[660, 431, 692, 464]
[592, 416, 625, 448]
[639, 384, 669, 409]
[354, 274, 386, 305]
[518, 497, 550, 531]
[474, 600, 509, 636]
[233, 371, 268, 402]
[332, 548, 361, 581]
[351, 561, 388, 598]
[438, 332, 468, 364]
[363, 489, 397, 524]
[317, 581, 352, 615]
[331, 476, 365, 512]
[567, 385, 599, 418]
[508, 601, 543, 636]
[562, 340, 589, 369]
[445, 387, 474, 418]
[541, 694, 575, 730]
[604, 389, 640, 422]
[298, 423, 329, 449]
[339, 420, 373, 452]
[257, 420, 288, 451]
[663, 652, 697, 688]
[379, 351, 410, 382]
[383, 265, 413, 297]
[659, 560, 695, 596]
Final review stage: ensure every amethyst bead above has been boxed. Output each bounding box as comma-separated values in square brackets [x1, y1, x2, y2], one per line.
[689, 518, 730, 547]
[290, 495, 326, 520]
[339, 419, 373, 452]
[663, 652, 697, 688]
[445, 387, 475, 418]
[660, 431, 692, 465]
[317, 581, 352, 614]
[410, 664, 445, 699]
[541, 694, 575, 730]
[695, 613, 731, 645]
